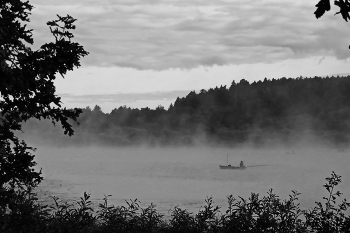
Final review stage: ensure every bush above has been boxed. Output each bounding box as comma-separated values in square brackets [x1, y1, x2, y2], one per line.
[1, 172, 350, 232]
[304, 172, 350, 232]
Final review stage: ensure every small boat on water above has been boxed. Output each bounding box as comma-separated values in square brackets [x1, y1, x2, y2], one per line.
[219, 154, 246, 170]
[219, 164, 246, 170]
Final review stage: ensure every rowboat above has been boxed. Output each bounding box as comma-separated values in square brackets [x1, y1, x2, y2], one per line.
[219, 165, 246, 170]
[219, 154, 246, 170]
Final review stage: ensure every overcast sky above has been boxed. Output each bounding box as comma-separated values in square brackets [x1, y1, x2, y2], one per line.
[28, 0, 350, 112]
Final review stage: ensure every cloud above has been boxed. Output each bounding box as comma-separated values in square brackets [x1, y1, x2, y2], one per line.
[59, 90, 191, 104]
[28, 0, 350, 70]
[318, 56, 325, 65]
[113, 62, 145, 70]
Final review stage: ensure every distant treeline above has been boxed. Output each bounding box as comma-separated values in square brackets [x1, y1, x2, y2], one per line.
[21, 76, 350, 147]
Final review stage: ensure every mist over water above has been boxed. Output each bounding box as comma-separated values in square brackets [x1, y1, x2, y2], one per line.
[34, 146, 350, 216]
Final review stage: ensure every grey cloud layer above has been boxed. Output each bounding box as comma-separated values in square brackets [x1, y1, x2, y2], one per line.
[59, 90, 190, 105]
[29, 0, 350, 70]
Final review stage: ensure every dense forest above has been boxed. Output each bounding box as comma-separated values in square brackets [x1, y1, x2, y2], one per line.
[21, 76, 350, 147]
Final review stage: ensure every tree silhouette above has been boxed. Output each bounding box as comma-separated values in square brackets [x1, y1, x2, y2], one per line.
[0, 0, 88, 211]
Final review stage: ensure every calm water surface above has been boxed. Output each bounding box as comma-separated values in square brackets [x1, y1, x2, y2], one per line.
[34, 146, 350, 215]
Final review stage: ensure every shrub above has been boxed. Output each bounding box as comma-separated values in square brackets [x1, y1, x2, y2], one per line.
[1, 172, 350, 232]
[304, 171, 350, 233]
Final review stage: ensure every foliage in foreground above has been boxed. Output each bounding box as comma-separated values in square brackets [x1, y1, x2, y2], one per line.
[1, 172, 350, 233]
[0, 0, 87, 216]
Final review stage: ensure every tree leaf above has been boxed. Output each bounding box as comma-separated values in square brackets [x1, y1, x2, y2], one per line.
[314, 0, 331, 18]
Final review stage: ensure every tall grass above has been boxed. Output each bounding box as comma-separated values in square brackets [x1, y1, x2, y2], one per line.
[1, 172, 349, 232]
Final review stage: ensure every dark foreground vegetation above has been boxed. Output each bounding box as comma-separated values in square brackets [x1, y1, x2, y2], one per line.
[23, 76, 350, 147]
[2, 172, 350, 232]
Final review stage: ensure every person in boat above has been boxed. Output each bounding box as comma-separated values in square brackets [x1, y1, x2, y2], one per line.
[240, 161, 244, 167]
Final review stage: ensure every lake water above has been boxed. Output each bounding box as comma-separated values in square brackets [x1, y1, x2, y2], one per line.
[34, 146, 350, 216]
